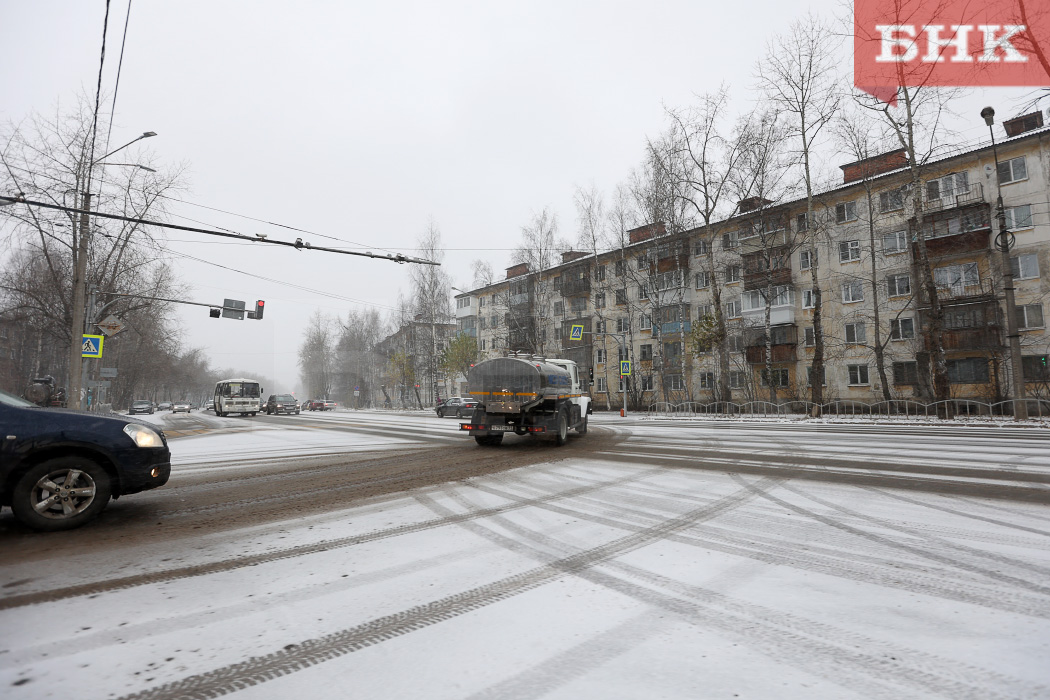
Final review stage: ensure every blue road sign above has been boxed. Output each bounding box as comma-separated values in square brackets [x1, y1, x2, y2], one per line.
[82, 334, 104, 358]
[620, 360, 631, 376]
[569, 324, 584, 341]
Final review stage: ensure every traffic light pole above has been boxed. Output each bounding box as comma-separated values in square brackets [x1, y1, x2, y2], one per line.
[104, 293, 265, 318]
[567, 330, 629, 417]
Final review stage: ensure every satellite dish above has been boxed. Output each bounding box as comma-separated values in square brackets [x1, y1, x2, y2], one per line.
[984, 164, 994, 178]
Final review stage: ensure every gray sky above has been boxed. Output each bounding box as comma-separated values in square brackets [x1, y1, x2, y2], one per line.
[2, 1, 1039, 392]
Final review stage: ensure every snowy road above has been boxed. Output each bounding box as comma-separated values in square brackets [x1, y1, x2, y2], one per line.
[2, 412, 1049, 699]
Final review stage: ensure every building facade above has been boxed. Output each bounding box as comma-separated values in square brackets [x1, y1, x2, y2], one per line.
[455, 119, 1050, 409]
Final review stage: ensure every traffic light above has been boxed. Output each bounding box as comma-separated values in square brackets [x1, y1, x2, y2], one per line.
[589, 366, 594, 382]
[209, 308, 221, 318]
[253, 300, 265, 320]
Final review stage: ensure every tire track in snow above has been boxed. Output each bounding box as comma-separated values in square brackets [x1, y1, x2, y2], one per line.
[0, 463, 652, 610]
[113, 482, 763, 700]
[433, 486, 1044, 700]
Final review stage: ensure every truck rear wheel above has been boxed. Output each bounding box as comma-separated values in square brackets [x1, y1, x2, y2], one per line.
[554, 410, 569, 446]
[475, 434, 503, 447]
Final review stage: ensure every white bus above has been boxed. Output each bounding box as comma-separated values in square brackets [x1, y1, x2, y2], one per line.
[214, 378, 263, 416]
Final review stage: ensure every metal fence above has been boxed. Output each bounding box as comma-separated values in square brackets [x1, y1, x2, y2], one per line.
[646, 398, 1050, 421]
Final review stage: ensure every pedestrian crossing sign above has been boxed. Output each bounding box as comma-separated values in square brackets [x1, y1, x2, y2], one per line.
[620, 360, 631, 376]
[82, 334, 104, 358]
[569, 324, 584, 341]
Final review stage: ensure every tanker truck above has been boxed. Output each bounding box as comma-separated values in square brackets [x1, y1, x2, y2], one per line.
[459, 353, 591, 447]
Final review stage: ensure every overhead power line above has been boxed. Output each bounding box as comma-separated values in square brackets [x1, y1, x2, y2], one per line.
[0, 195, 439, 266]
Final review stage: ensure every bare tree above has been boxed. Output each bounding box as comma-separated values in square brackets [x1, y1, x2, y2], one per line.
[757, 13, 841, 413]
[298, 310, 336, 399]
[410, 222, 453, 403]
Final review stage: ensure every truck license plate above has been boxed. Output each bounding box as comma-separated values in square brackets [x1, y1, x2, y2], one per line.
[489, 424, 514, 432]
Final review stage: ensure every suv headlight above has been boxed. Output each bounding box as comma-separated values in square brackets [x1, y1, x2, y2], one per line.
[124, 423, 163, 448]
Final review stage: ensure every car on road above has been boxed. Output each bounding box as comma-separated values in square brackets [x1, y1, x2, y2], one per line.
[157, 401, 173, 411]
[436, 396, 478, 418]
[128, 400, 154, 415]
[172, 401, 192, 413]
[0, 388, 171, 531]
[303, 399, 330, 411]
[323, 399, 337, 411]
[265, 394, 300, 415]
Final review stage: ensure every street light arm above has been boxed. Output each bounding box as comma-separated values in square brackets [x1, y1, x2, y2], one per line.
[92, 132, 156, 166]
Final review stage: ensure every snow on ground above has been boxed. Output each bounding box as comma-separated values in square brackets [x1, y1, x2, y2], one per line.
[2, 416, 1049, 699]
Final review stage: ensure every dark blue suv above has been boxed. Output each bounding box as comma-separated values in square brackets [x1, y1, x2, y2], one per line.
[0, 389, 171, 531]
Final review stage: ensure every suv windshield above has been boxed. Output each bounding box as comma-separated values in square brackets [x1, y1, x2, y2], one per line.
[277, 394, 295, 401]
[0, 388, 37, 408]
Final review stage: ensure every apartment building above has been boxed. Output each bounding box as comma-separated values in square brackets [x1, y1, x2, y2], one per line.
[455, 115, 1050, 409]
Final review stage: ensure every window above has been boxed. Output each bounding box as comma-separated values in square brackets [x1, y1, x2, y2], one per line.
[802, 289, 816, 309]
[796, 212, 809, 232]
[665, 374, 685, 391]
[1011, 254, 1039, 280]
[694, 239, 710, 255]
[887, 273, 911, 297]
[926, 171, 970, 201]
[882, 230, 908, 254]
[553, 276, 562, 290]
[934, 263, 979, 290]
[652, 270, 686, 291]
[742, 286, 794, 312]
[804, 327, 815, 347]
[479, 339, 486, 351]
[553, 300, 564, 316]
[695, 271, 710, 289]
[615, 288, 627, 305]
[806, 366, 826, 386]
[839, 240, 861, 262]
[725, 266, 741, 283]
[639, 344, 653, 361]
[925, 209, 989, 239]
[1022, 355, 1050, 381]
[699, 372, 715, 389]
[696, 304, 713, 320]
[947, 358, 989, 383]
[725, 299, 742, 318]
[456, 296, 471, 309]
[760, 368, 789, 387]
[595, 320, 607, 333]
[847, 364, 870, 385]
[890, 317, 915, 340]
[722, 231, 739, 249]
[997, 156, 1027, 184]
[618, 346, 629, 363]
[836, 201, 858, 223]
[729, 371, 746, 389]
[479, 296, 486, 308]
[945, 306, 988, 330]
[596, 265, 606, 281]
[595, 292, 606, 309]
[571, 297, 587, 313]
[637, 284, 648, 300]
[1017, 304, 1044, 329]
[479, 317, 487, 330]
[1004, 205, 1033, 230]
[893, 361, 918, 384]
[614, 260, 626, 277]
[596, 348, 606, 364]
[845, 322, 866, 344]
[640, 375, 654, 391]
[636, 254, 650, 271]
[800, 249, 817, 270]
[727, 335, 744, 352]
[640, 314, 652, 330]
[879, 188, 904, 212]
[616, 317, 630, 333]
[841, 281, 864, 303]
[596, 377, 607, 392]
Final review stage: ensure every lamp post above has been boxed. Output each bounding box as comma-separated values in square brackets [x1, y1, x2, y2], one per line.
[68, 131, 157, 408]
[981, 107, 1028, 420]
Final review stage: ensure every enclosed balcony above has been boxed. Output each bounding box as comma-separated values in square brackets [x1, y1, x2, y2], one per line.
[744, 324, 798, 364]
[742, 246, 792, 291]
[914, 203, 992, 259]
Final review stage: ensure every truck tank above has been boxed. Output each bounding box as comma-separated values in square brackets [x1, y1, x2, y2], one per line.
[467, 357, 573, 414]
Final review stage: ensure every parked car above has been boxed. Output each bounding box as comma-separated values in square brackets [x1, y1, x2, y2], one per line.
[436, 396, 478, 418]
[0, 388, 171, 531]
[172, 401, 192, 413]
[157, 402, 173, 411]
[128, 400, 154, 415]
[265, 394, 300, 415]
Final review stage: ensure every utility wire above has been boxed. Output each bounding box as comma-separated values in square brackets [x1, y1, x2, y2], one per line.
[0, 195, 438, 265]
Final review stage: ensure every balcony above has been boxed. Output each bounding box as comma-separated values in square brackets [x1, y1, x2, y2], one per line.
[917, 227, 991, 259]
[561, 277, 591, 297]
[924, 181, 983, 213]
[650, 253, 690, 274]
[935, 326, 1002, 351]
[741, 304, 795, 326]
[745, 344, 798, 364]
[743, 266, 793, 291]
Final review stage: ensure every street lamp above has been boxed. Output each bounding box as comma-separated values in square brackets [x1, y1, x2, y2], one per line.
[981, 107, 1028, 420]
[68, 131, 157, 409]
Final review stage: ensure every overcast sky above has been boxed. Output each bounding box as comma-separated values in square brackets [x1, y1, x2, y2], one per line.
[2, 1, 1040, 393]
